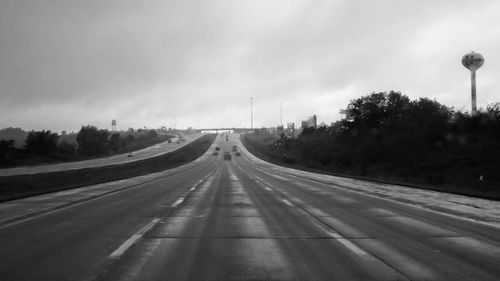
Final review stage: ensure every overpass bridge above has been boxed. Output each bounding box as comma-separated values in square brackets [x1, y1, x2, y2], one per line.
[199, 128, 251, 134]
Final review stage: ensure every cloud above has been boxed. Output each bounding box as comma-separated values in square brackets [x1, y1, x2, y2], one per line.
[0, 0, 499, 131]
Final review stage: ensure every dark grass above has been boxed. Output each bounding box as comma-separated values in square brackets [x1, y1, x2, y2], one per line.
[0, 134, 216, 202]
[241, 134, 500, 201]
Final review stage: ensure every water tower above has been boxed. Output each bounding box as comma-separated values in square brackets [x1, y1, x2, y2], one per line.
[462, 51, 484, 114]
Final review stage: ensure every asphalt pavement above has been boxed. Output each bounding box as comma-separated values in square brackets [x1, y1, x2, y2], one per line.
[0, 133, 499, 280]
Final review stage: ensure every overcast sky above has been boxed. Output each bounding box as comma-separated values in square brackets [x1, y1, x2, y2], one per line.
[1, 0, 499, 132]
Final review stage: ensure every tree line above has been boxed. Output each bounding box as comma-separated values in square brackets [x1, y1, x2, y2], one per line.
[0, 125, 161, 166]
[250, 91, 500, 195]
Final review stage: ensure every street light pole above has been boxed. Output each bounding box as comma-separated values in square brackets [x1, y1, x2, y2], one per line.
[250, 97, 253, 132]
[280, 102, 283, 127]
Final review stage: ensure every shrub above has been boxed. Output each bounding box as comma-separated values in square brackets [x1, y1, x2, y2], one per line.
[76, 125, 109, 156]
[24, 130, 59, 156]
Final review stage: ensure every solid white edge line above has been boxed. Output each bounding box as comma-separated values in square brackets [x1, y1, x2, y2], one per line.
[110, 218, 160, 258]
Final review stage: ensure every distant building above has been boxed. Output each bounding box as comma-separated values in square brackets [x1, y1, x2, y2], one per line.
[286, 122, 295, 137]
[301, 114, 317, 128]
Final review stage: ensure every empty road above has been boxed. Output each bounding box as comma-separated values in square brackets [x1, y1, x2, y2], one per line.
[0, 134, 499, 280]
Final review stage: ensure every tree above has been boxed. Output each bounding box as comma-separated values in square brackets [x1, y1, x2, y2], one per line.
[125, 134, 135, 144]
[76, 125, 109, 156]
[24, 130, 59, 156]
[0, 139, 16, 164]
[148, 129, 157, 138]
[109, 133, 121, 151]
[344, 91, 411, 133]
[58, 141, 76, 156]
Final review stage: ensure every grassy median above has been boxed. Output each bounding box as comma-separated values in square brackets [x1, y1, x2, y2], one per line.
[0, 134, 216, 202]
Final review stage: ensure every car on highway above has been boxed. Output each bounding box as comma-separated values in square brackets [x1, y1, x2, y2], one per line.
[215, 147, 220, 151]
[127, 152, 134, 157]
[213, 151, 219, 156]
[232, 145, 237, 152]
[224, 152, 232, 160]
[235, 151, 241, 156]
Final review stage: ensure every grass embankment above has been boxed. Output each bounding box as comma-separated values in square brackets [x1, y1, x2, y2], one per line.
[0, 134, 215, 202]
[241, 134, 500, 201]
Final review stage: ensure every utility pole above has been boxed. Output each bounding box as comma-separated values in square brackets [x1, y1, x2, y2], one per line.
[250, 97, 253, 132]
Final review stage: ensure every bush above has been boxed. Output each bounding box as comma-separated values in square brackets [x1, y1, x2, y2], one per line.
[58, 141, 76, 156]
[24, 130, 59, 156]
[109, 133, 121, 152]
[76, 125, 109, 156]
[0, 139, 16, 164]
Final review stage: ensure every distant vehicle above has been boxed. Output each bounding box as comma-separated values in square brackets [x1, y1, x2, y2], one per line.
[127, 152, 134, 157]
[176, 140, 180, 144]
[215, 147, 220, 151]
[232, 145, 237, 152]
[235, 151, 241, 156]
[212, 151, 219, 156]
[167, 139, 172, 143]
[224, 152, 232, 160]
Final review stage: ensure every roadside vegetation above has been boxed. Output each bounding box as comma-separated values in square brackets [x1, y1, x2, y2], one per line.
[0, 134, 215, 202]
[0, 125, 172, 167]
[242, 91, 500, 200]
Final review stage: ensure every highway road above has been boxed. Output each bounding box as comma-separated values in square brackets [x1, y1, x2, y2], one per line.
[1, 133, 500, 280]
[0, 133, 203, 176]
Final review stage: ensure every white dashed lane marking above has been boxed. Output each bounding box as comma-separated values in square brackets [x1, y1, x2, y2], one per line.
[171, 197, 184, 208]
[110, 218, 161, 259]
